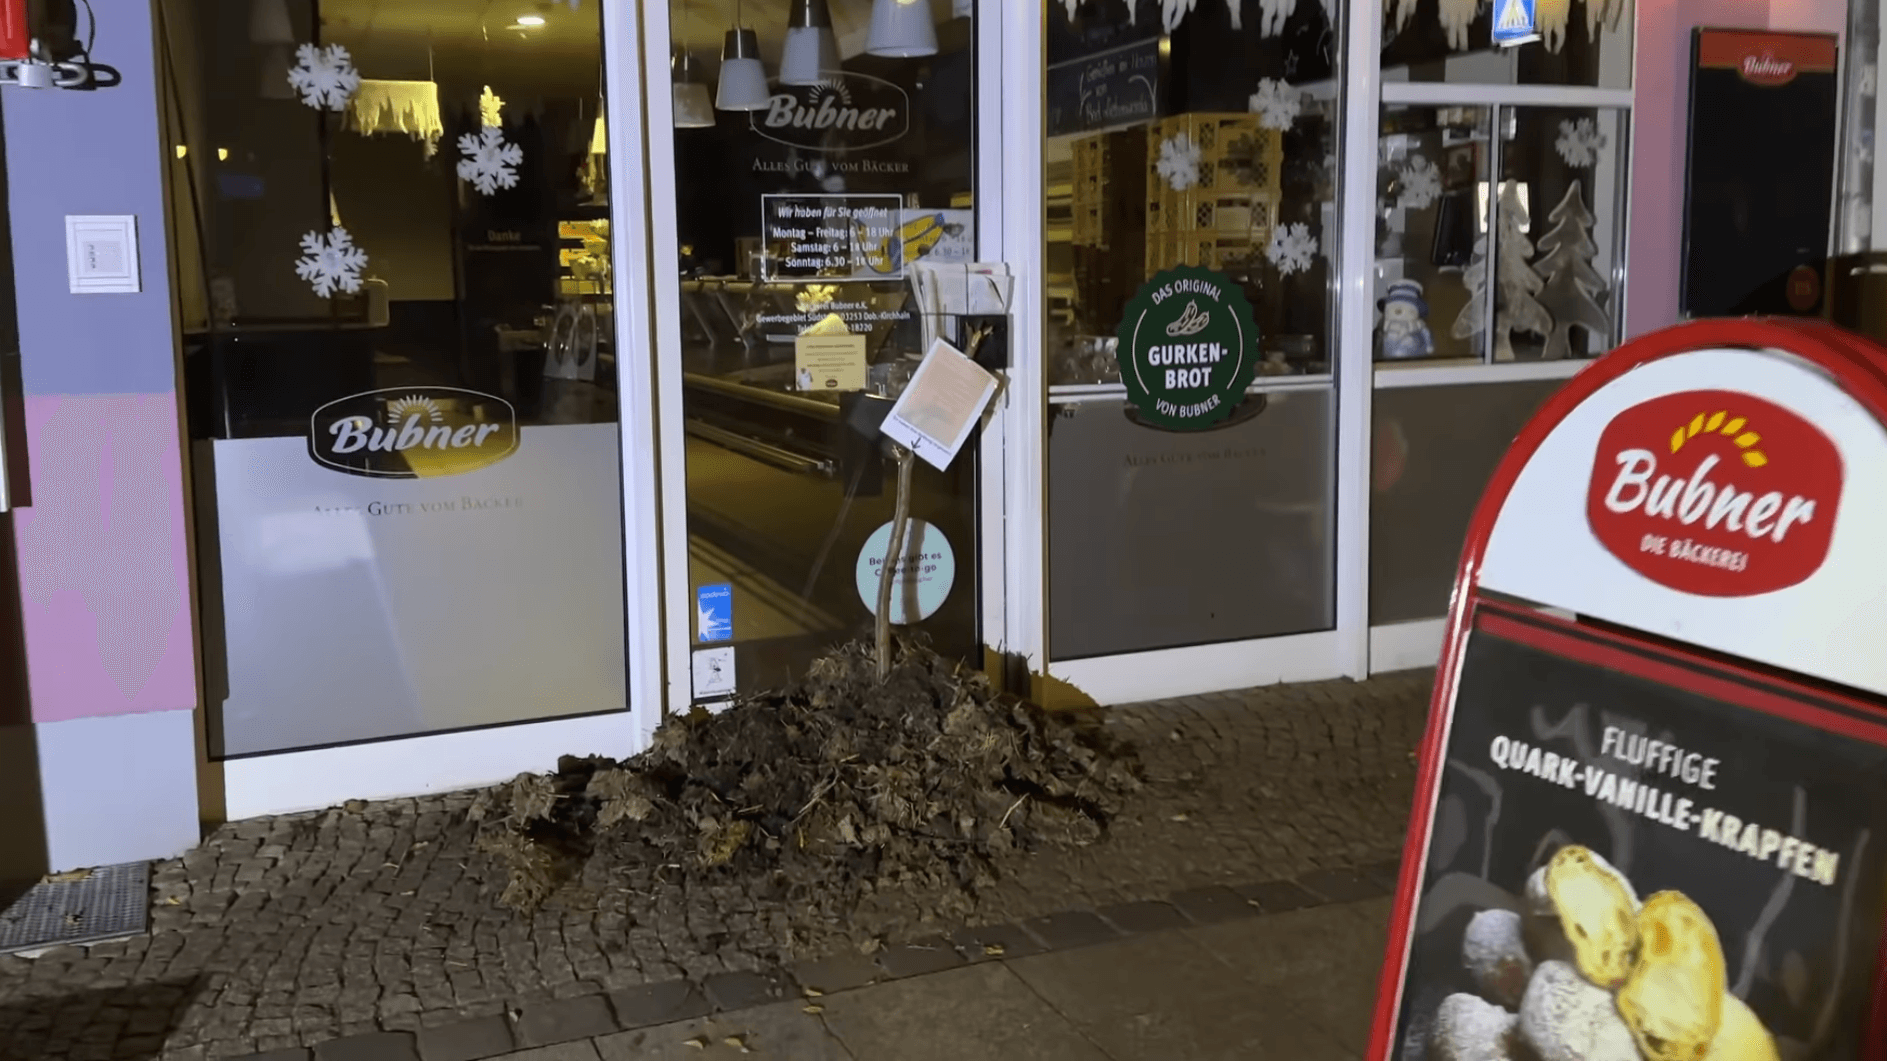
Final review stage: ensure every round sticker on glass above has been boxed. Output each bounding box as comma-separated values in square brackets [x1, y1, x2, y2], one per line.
[855, 519, 955, 623]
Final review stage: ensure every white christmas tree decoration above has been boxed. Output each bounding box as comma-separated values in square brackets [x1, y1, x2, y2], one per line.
[1453, 186, 1551, 361]
[1248, 78, 1302, 130]
[295, 227, 368, 298]
[1531, 182, 1611, 360]
[1396, 155, 1442, 211]
[1555, 118, 1607, 169]
[286, 43, 360, 111]
[457, 126, 524, 196]
[1156, 133, 1204, 191]
[1266, 222, 1319, 276]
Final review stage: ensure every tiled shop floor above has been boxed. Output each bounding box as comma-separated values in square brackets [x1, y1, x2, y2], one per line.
[0, 672, 1428, 1060]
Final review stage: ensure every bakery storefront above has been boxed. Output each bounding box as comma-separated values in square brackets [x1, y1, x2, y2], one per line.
[159, 0, 1641, 815]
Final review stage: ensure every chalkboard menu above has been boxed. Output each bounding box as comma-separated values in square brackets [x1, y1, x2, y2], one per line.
[1047, 37, 1168, 138]
[1680, 30, 1838, 318]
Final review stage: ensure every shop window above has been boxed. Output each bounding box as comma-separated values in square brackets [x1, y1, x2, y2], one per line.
[1045, 0, 1343, 660]
[1381, 0, 1632, 88]
[161, 0, 628, 756]
[1374, 104, 1627, 366]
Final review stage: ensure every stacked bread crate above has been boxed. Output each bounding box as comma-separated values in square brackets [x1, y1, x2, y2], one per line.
[1069, 130, 1147, 334]
[1144, 113, 1283, 274]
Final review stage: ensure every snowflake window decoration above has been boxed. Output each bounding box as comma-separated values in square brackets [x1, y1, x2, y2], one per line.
[1248, 78, 1301, 131]
[1156, 133, 1204, 191]
[295, 227, 369, 299]
[287, 43, 360, 112]
[457, 126, 524, 196]
[1555, 118, 1608, 169]
[1396, 155, 1442, 211]
[1266, 222, 1319, 276]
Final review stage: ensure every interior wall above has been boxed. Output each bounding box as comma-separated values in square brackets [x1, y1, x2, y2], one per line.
[1625, 0, 1850, 339]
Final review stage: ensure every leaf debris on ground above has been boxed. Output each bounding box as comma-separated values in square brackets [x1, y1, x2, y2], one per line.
[468, 641, 1142, 957]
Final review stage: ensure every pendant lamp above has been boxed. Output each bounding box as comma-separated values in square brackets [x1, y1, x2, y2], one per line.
[259, 43, 296, 99]
[716, 28, 770, 111]
[248, 0, 294, 44]
[866, 0, 938, 58]
[781, 0, 840, 86]
[672, 50, 715, 128]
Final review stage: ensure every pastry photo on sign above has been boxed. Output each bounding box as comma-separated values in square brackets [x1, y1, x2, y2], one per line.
[1385, 616, 1887, 1061]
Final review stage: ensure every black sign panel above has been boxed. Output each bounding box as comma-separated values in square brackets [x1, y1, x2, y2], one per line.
[1385, 605, 1887, 1061]
[1046, 37, 1165, 138]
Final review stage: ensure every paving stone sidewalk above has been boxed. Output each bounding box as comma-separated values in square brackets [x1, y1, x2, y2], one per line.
[0, 671, 1431, 1061]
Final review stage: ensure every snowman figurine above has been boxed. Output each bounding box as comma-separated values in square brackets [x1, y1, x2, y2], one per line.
[1378, 279, 1434, 361]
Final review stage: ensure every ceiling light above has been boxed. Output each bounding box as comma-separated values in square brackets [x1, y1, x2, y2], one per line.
[780, 0, 840, 86]
[867, 0, 937, 58]
[716, 28, 769, 111]
[672, 51, 715, 129]
[515, 13, 545, 26]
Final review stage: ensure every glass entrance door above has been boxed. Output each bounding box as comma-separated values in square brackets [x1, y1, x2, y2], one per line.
[162, 0, 638, 759]
[646, 0, 986, 702]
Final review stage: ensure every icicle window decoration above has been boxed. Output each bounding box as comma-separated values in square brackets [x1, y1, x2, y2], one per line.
[347, 80, 445, 158]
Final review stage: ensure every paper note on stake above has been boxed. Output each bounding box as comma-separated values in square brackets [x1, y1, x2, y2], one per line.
[880, 338, 1000, 471]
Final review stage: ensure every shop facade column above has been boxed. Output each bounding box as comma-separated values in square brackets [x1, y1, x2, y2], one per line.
[0, 0, 201, 875]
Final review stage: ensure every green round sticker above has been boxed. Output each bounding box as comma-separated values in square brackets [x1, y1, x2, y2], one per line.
[1115, 266, 1260, 431]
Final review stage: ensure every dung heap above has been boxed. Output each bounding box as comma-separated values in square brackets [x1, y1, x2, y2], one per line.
[469, 640, 1142, 956]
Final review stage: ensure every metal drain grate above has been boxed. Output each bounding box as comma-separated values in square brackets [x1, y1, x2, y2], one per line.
[0, 862, 149, 955]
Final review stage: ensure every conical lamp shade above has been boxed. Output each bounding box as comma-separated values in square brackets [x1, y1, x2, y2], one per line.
[674, 82, 715, 127]
[781, 0, 841, 85]
[673, 51, 716, 128]
[590, 115, 607, 154]
[249, 0, 295, 44]
[716, 29, 770, 111]
[866, 0, 937, 58]
[260, 44, 296, 99]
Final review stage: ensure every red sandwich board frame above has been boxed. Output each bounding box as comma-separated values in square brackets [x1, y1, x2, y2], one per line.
[0, 0, 26, 63]
[1368, 318, 1887, 1061]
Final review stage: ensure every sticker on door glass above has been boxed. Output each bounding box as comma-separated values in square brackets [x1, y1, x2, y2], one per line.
[855, 520, 954, 623]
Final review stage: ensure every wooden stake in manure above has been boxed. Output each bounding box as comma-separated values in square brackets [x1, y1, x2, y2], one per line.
[874, 326, 994, 681]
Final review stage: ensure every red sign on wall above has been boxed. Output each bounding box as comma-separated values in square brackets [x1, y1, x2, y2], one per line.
[1585, 390, 1843, 597]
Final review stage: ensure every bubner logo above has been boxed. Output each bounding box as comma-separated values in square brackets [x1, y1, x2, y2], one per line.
[309, 386, 519, 479]
[1585, 390, 1842, 596]
[751, 73, 909, 152]
[1740, 52, 1796, 85]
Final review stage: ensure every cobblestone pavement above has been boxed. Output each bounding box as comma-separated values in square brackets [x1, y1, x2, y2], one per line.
[0, 671, 1431, 1060]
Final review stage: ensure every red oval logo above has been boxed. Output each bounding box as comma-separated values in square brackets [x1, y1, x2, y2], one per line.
[1585, 390, 1842, 597]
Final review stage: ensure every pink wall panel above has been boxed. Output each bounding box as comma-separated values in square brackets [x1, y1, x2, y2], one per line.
[12, 394, 194, 722]
[1626, 0, 1848, 338]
